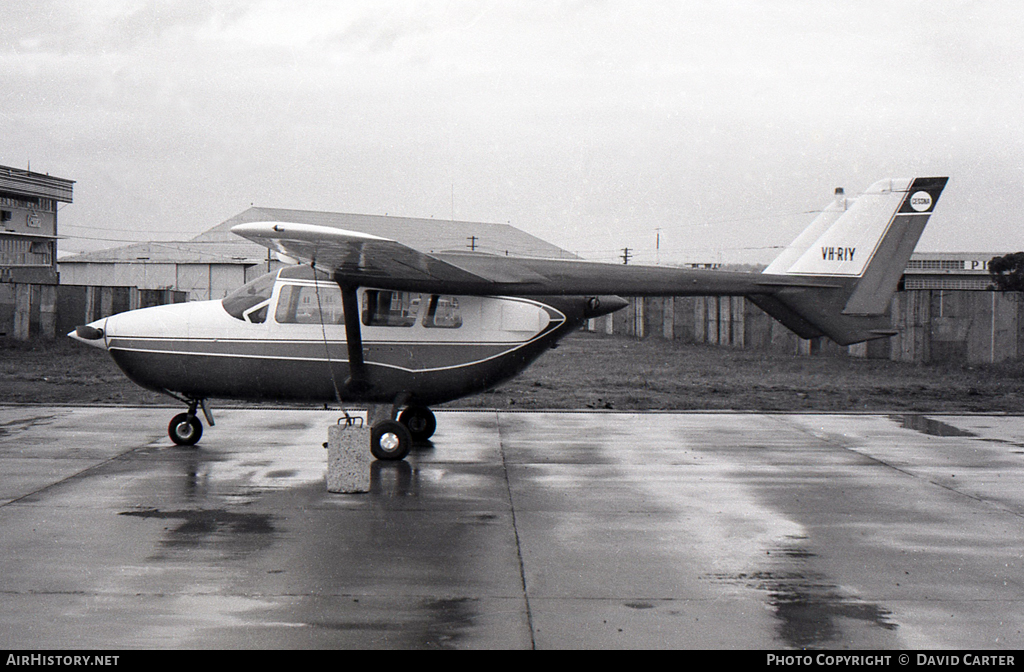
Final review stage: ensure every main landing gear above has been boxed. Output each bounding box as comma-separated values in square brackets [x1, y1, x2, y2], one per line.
[398, 405, 437, 442]
[370, 420, 411, 461]
[168, 399, 214, 446]
[368, 405, 436, 461]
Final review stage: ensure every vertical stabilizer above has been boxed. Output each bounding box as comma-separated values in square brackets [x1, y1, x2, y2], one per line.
[753, 177, 948, 344]
[767, 177, 947, 284]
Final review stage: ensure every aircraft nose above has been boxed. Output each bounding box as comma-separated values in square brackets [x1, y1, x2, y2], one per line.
[68, 319, 108, 349]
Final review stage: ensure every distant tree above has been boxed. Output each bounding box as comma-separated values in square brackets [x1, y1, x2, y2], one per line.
[989, 252, 1024, 291]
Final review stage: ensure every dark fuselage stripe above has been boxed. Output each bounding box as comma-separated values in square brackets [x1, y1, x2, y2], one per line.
[106, 325, 564, 374]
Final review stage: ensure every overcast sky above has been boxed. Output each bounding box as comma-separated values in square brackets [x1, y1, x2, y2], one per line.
[4, 1, 1023, 264]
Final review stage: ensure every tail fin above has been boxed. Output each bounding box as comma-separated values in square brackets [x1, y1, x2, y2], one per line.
[751, 177, 948, 345]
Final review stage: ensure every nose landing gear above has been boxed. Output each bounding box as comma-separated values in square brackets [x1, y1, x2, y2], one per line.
[169, 413, 203, 445]
[167, 398, 214, 446]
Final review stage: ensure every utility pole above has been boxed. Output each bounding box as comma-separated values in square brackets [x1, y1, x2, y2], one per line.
[621, 247, 632, 265]
[467, 235, 478, 251]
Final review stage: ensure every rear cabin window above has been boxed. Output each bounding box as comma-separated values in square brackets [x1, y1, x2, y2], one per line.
[275, 284, 345, 324]
[422, 295, 463, 329]
[362, 290, 420, 327]
[222, 273, 276, 322]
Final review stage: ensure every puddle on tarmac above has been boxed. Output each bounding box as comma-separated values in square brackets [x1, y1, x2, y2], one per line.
[891, 415, 977, 438]
[266, 422, 313, 431]
[890, 415, 1024, 451]
[706, 539, 897, 649]
[119, 507, 277, 559]
[264, 596, 477, 648]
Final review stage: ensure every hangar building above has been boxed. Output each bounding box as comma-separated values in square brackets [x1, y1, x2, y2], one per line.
[58, 209, 277, 301]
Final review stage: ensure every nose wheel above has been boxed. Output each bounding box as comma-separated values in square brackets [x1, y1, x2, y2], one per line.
[166, 398, 214, 446]
[169, 413, 203, 446]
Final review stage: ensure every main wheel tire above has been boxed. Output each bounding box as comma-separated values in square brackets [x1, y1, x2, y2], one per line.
[398, 405, 437, 442]
[370, 420, 412, 461]
[169, 413, 203, 446]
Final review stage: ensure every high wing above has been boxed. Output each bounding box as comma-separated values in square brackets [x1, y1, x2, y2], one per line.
[229, 222, 825, 297]
[233, 176, 948, 345]
[230, 221, 500, 288]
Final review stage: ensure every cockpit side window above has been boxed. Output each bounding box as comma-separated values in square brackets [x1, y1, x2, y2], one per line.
[222, 272, 276, 321]
[274, 283, 345, 324]
[422, 295, 463, 328]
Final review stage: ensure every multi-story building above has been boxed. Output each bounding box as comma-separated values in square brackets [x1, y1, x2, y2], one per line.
[0, 164, 74, 285]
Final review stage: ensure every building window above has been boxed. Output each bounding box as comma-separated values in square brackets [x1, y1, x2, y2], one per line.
[903, 277, 991, 291]
[0, 237, 51, 266]
[908, 259, 965, 270]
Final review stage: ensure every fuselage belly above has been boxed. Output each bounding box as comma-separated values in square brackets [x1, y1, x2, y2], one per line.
[106, 324, 575, 405]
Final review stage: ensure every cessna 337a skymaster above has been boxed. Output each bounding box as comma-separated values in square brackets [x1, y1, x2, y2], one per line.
[71, 176, 947, 460]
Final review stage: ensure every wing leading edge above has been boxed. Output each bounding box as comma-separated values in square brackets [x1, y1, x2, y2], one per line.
[231, 221, 494, 287]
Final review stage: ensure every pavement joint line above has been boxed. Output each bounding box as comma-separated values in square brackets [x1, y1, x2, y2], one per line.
[770, 414, 1024, 522]
[496, 410, 537, 650]
[0, 438, 160, 510]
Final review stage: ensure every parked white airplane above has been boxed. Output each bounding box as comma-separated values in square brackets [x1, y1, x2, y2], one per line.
[72, 177, 948, 460]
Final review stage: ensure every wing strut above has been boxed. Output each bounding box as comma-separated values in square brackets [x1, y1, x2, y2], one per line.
[338, 281, 370, 394]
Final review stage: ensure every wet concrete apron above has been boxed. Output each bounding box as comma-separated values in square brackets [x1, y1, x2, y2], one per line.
[1, 407, 1023, 649]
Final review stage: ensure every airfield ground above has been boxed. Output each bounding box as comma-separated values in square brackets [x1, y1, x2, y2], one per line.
[2, 331, 1022, 412]
[4, 407, 1024, 649]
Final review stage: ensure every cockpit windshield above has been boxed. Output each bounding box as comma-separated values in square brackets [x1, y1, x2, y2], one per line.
[222, 271, 277, 321]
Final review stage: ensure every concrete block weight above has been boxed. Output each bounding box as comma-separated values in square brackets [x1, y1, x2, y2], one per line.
[326, 419, 371, 493]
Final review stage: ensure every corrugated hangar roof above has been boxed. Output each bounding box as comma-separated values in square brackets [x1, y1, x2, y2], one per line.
[59, 240, 266, 264]
[62, 207, 575, 265]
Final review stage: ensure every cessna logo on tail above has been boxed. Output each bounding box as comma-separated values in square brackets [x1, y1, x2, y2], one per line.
[910, 191, 933, 212]
[821, 246, 856, 262]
